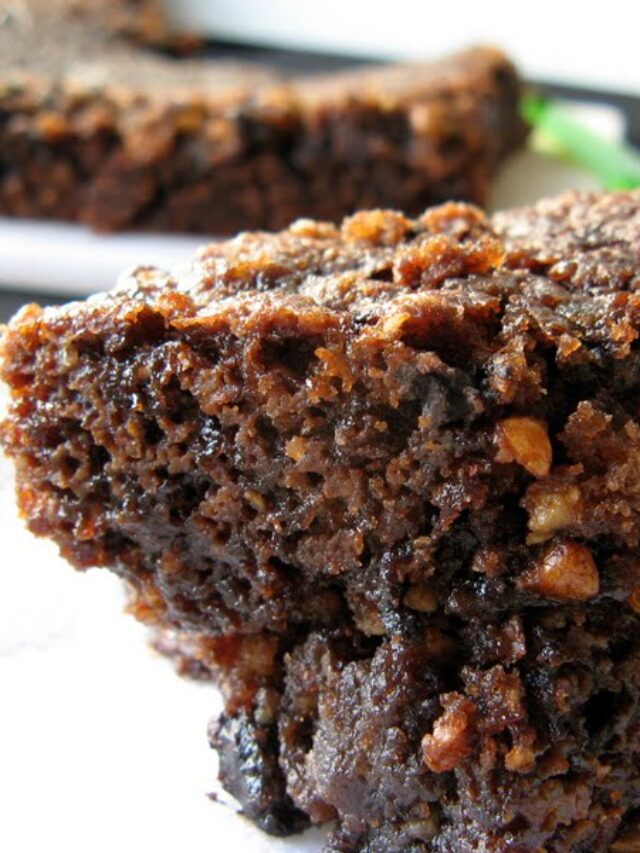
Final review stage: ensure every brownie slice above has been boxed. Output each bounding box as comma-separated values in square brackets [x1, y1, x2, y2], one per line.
[4, 190, 640, 850]
[0, 0, 525, 234]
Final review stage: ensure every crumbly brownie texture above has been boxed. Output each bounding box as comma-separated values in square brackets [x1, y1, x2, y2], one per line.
[4, 190, 640, 850]
[0, 2, 524, 234]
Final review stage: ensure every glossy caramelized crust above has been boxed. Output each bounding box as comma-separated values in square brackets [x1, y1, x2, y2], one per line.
[4, 191, 640, 850]
[0, 2, 524, 233]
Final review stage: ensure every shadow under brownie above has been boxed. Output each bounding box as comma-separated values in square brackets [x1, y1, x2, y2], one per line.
[3, 190, 640, 850]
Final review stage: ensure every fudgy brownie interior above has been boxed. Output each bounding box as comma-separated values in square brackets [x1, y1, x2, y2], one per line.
[4, 191, 640, 850]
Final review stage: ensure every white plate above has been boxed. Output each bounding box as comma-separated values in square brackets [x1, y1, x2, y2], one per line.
[0, 222, 205, 295]
[166, 0, 640, 94]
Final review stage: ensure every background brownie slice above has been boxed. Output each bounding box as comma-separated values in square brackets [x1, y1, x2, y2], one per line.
[4, 190, 640, 850]
[0, 0, 525, 233]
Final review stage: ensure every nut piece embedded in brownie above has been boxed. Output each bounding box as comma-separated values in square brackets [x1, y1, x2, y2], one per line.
[0, 0, 525, 233]
[4, 190, 640, 850]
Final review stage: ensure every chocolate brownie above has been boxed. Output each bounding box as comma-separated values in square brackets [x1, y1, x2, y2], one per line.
[4, 190, 640, 850]
[0, 0, 525, 234]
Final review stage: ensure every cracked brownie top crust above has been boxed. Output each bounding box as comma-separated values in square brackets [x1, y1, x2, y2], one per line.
[0, 0, 525, 232]
[3, 190, 640, 850]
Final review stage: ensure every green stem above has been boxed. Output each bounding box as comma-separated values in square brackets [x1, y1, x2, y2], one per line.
[521, 95, 640, 190]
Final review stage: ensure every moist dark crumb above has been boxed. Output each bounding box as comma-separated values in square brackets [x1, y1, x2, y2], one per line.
[0, 1, 525, 234]
[3, 190, 640, 851]
[211, 709, 310, 837]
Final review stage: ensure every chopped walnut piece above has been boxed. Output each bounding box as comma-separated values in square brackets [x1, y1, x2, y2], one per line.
[244, 489, 266, 512]
[381, 311, 412, 338]
[525, 482, 583, 544]
[421, 693, 476, 772]
[520, 541, 600, 602]
[285, 436, 307, 462]
[504, 742, 536, 773]
[503, 726, 537, 774]
[496, 417, 552, 478]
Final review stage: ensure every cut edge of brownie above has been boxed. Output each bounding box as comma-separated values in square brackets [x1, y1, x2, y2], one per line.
[4, 190, 640, 851]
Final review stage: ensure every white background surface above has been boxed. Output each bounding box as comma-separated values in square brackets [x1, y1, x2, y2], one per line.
[167, 0, 640, 94]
